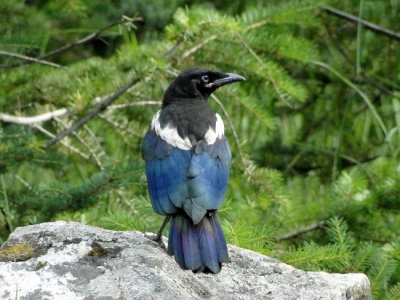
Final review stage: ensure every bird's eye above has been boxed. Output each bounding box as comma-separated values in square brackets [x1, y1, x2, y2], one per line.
[201, 75, 209, 83]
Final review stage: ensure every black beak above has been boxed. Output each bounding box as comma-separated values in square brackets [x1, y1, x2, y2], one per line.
[205, 73, 246, 88]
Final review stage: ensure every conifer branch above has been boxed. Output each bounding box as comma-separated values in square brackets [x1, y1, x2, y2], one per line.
[325, 23, 399, 99]
[41, 16, 142, 58]
[14, 175, 32, 190]
[0, 51, 67, 69]
[165, 36, 184, 59]
[236, 33, 293, 107]
[313, 61, 388, 137]
[72, 132, 103, 169]
[277, 221, 326, 241]
[0, 175, 14, 232]
[211, 94, 246, 167]
[0, 16, 142, 69]
[108, 101, 161, 110]
[98, 114, 141, 137]
[54, 117, 103, 169]
[323, 6, 400, 41]
[46, 77, 140, 148]
[180, 35, 218, 61]
[83, 125, 107, 161]
[0, 108, 68, 125]
[32, 124, 91, 160]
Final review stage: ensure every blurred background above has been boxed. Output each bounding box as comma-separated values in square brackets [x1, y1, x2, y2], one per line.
[1, 0, 399, 297]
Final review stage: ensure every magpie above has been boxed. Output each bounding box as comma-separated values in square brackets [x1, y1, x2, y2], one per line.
[141, 68, 245, 273]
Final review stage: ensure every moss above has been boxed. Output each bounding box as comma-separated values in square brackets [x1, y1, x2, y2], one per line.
[0, 242, 37, 262]
[87, 242, 108, 258]
[86, 241, 122, 260]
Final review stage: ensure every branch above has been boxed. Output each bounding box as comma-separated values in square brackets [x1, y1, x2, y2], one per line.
[276, 221, 326, 241]
[0, 17, 142, 69]
[180, 35, 218, 61]
[236, 33, 293, 108]
[98, 113, 141, 137]
[46, 77, 140, 148]
[0, 51, 67, 69]
[0, 175, 14, 232]
[108, 100, 161, 110]
[323, 5, 400, 41]
[0, 108, 68, 125]
[43, 17, 141, 58]
[14, 175, 32, 190]
[54, 117, 103, 170]
[211, 94, 246, 168]
[165, 36, 184, 60]
[83, 124, 107, 160]
[313, 61, 388, 137]
[33, 124, 91, 160]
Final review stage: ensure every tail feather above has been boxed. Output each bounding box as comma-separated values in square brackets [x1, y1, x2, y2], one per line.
[168, 212, 228, 273]
[182, 218, 202, 271]
[168, 216, 185, 268]
[199, 216, 219, 273]
[210, 214, 229, 262]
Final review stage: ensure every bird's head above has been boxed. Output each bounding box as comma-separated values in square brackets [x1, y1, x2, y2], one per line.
[163, 68, 245, 107]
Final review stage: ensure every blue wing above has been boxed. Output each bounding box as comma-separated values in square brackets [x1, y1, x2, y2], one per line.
[141, 130, 231, 223]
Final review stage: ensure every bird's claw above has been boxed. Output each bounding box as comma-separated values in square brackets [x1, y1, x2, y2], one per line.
[146, 233, 167, 250]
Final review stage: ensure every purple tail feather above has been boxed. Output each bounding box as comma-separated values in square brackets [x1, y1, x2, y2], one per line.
[168, 212, 229, 273]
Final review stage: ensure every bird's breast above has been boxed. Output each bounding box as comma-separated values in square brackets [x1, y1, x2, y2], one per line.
[151, 109, 224, 150]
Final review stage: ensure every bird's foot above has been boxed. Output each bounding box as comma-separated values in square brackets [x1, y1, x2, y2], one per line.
[145, 216, 170, 250]
[145, 233, 167, 250]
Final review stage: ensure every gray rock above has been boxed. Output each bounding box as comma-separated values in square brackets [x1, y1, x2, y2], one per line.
[0, 221, 371, 300]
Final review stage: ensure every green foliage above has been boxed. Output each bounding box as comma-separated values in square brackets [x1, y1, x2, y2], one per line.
[1, 0, 399, 296]
[98, 205, 150, 232]
[325, 216, 352, 247]
[386, 282, 400, 300]
[280, 241, 350, 271]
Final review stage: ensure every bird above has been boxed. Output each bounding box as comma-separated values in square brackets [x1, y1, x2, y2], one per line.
[141, 67, 245, 273]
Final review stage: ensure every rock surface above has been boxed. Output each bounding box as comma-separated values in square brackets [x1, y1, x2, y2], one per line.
[0, 221, 371, 300]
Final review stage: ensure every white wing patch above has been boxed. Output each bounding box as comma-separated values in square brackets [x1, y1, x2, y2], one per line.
[151, 110, 225, 150]
[204, 113, 224, 144]
[151, 110, 192, 150]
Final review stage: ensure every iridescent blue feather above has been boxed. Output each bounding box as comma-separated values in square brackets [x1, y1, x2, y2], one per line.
[142, 130, 231, 273]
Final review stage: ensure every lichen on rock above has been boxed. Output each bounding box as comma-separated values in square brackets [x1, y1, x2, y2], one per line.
[0, 221, 372, 300]
[0, 242, 37, 262]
